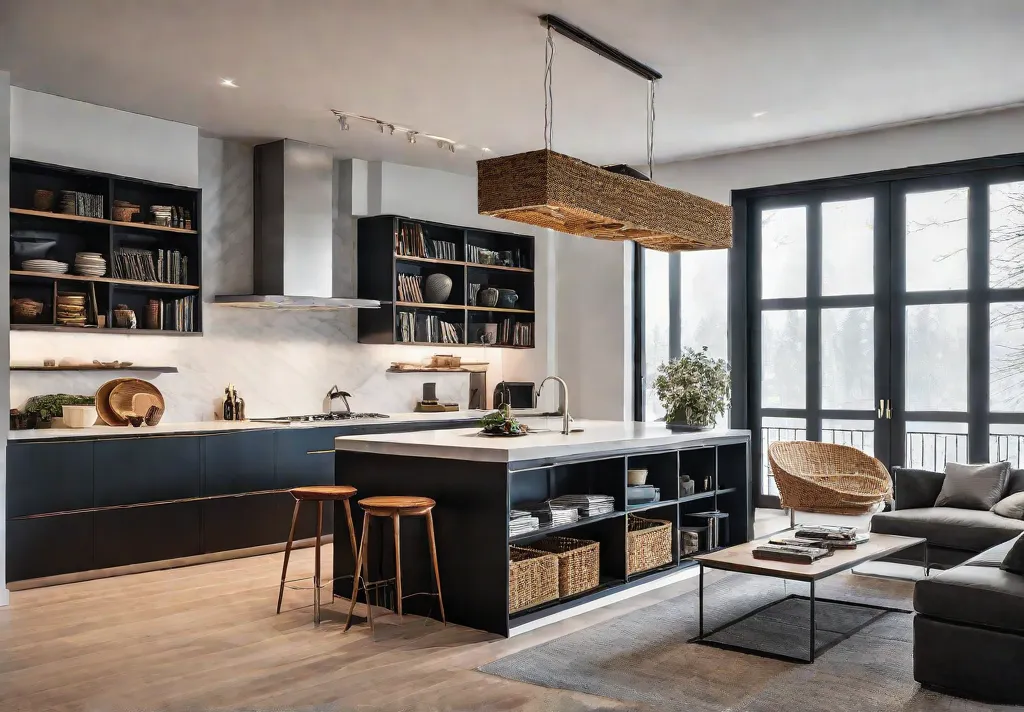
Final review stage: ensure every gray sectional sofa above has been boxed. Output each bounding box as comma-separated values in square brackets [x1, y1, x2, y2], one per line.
[869, 466, 1024, 704]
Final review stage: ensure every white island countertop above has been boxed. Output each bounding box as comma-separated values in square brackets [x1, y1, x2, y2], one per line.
[334, 420, 750, 464]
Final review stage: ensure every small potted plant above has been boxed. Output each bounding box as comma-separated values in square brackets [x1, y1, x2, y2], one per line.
[653, 346, 729, 431]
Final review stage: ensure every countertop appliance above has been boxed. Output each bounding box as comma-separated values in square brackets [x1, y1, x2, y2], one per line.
[493, 381, 536, 410]
[250, 412, 390, 424]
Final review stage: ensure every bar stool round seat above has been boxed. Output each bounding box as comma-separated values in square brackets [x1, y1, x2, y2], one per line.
[276, 485, 360, 624]
[345, 495, 445, 632]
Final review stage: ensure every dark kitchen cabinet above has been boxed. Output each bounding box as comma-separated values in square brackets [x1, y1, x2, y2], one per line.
[201, 492, 332, 553]
[94, 502, 202, 568]
[7, 441, 94, 517]
[7, 513, 94, 581]
[93, 436, 201, 506]
[274, 428, 345, 489]
[203, 431, 276, 496]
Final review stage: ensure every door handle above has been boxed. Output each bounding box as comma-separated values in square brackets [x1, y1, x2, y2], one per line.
[877, 399, 885, 419]
[886, 400, 892, 420]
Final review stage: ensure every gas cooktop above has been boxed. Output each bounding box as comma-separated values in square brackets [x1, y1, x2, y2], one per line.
[252, 412, 390, 423]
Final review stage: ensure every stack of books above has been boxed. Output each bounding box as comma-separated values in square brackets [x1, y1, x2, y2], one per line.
[519, 502, 579, 527]
[753, 525, 869, 563]
[753, 543, 833, 564]
[795, 525, 867, 549]
[395, 223, 458, 260]
[397, 273, 424, 302]
[498, 318, 533, 347]
[396, 312, 463, 344]
[112, 247, 189, 284]
[549, 494, 615, 517]
[509, 510, 540, 536]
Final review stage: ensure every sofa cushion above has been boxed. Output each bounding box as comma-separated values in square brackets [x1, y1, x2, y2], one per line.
[916, 550, 1024, 634]
[1002, 535, 1024, 575]
[963, 537, 1020, 567]
[1009, 468, 1024, 496]
[892, 467, 945, 510]
[871, 507, 1024, 552]
[935, 461, 1010, 510]
[993, 491, 1024, 520]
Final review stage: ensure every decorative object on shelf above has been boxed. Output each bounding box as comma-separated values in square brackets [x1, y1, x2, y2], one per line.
[524, 535, 600, 598]
[56, 292, 88, 326]
[58, 190, 104, 218]
[627, 468, 649, 486]
[423, 272, 453, 303]
[12, 233, 57, 259]
[683, 510, 730, 550]
[113, 304, 137, 329]
[108, 379, 165, 421]
[496, 289, 518, 309]
[73, 252, 107, 277]
[112, 201, 141, 223]
[126, 414, 145, 427]
[680, 526, 703, 556]
[21, 259, 68, 274]
[679, 474, 695, 496]
[654, 346, 730, 431]
[429, 354, 462, 369]
[23, 393, 95, 423]
[468, 283, 481, 306]
[11, 298, 44, 324]
[480, 403, 530, 436]
[509, 546, 560, 614]
[482, 323, 498, 344]
[627, 484, 660, 506]
[477, 15, 731, 252]
[477, 288, 499, 307]
[33, 189, 55, 212]
[144, 405, 164, 426]
[627, 515, 673, 574]
[96, 377, 134, 425]
[10, 408, 38, 430]
[145, 299, 161, 330]
[61, 404, 98, 428]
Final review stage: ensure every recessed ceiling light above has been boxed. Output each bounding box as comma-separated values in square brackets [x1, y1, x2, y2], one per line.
[220, 78, 239, 88]
[752, 111, 767, 118]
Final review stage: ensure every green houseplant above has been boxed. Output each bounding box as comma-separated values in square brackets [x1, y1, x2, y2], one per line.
[653, 346, 730, 431]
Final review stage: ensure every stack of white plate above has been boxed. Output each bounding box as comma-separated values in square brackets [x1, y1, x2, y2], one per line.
[22, 259, 69, 274]
[74, 252, 107, 277]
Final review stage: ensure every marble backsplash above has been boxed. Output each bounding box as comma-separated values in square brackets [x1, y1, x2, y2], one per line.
[10, 138, 508, 422]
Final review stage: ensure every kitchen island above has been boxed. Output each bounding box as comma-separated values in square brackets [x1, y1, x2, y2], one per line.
[333, 421, 751, 636]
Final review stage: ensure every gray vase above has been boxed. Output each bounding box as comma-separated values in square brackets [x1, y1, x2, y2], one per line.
[477, 288, 499, 308]
[497, 289, 518, 309]
[423, 273, 453, 303]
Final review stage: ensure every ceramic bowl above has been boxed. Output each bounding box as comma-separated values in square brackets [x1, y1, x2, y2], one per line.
[62, 404, 98, 428]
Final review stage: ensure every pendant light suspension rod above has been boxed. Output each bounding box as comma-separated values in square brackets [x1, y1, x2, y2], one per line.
[538, 14, 662, 81]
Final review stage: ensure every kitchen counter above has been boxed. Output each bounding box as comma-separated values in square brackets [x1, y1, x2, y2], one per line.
[7, 409, 507, 441]
[333, 425, 751, 636]
[333, 421, 750, 465]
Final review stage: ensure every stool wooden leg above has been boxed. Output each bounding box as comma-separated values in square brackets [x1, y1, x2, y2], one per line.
[392, 512, 403, 620]
[343, 499, 358, 560]
[276, 499, 301, 614]
[346, 512, 373, 633]
[313, 501, 324, 625]
[426, 510, 446, 626]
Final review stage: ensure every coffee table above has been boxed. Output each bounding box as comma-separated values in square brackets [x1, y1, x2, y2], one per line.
[690, 530, 926, 663]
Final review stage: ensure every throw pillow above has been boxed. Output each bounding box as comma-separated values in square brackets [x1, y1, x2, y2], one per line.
[1001, 535, 1024, 575]
[992, 491, 1024, 520]
[935, 461, 1010, 510]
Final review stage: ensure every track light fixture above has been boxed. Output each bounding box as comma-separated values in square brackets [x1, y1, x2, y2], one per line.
[329, 109, 481, 154]
[338, 115, 350, 131]
[407, 131, 417, 144]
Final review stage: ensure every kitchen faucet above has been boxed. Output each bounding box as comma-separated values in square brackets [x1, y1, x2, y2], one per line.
[537, 376, 574, 435]
[326, 385, 352, 414]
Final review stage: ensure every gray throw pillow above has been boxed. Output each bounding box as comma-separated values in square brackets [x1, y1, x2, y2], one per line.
[992, 491, 1024, 520]
[1001, 535, 1024, 575]
[935, 461, 1010, 510]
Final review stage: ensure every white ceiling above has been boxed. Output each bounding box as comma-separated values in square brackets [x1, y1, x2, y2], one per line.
[3, 0, 1024, 174]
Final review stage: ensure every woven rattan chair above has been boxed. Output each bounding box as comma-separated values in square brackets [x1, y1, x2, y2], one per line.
[768, 441, 893, 525]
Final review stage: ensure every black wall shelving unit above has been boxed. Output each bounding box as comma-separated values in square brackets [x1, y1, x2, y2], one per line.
[9, 158, 202, 335]
[357, 214, 535, 349]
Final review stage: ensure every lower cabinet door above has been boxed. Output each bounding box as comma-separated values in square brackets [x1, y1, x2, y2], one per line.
[202, 493, 336, 554]
[93, 502, 202, 569]
[6, 513, 94, 582]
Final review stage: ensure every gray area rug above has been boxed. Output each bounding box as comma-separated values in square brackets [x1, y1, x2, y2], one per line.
[480, 572, 1019, 711]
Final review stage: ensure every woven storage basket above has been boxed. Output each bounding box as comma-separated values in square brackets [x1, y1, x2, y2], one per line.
[627, 515, 673, 574]
[509, 545, 559, 613]
[525, 535, 600, 598]
[768, 441, 893, 516]
[478, 149, 732, 250]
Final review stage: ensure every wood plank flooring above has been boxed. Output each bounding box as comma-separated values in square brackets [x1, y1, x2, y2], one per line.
[0, 512, 785, 711]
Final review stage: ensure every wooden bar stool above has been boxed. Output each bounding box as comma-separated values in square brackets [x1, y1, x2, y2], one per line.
[344, 496, 446, 632]
[277, 485, 358, 625]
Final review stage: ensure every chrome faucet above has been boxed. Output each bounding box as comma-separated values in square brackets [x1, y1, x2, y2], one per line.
[537, 376, 572, 435]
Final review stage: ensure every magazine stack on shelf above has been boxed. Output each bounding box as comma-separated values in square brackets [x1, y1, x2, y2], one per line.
[395, 223, 458, 260]
[397, 312, 463, 344]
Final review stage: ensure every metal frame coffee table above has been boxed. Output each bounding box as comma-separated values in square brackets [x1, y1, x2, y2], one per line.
[689, 530, 926, 663]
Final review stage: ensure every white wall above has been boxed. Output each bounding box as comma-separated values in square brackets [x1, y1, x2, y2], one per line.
[1, 72, 11, 605]
[10, 88, 199, 187]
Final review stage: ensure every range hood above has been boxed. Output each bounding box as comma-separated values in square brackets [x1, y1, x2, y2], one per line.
[214, 139, 380, 310]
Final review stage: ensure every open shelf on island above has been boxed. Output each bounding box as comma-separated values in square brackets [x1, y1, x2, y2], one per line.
[509, 510, 624, 543]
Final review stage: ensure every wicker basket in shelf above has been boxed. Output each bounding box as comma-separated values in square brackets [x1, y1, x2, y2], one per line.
[627, 515, 673, 574]
[525, 536, 600, 598]
[509, 546, 559, 614]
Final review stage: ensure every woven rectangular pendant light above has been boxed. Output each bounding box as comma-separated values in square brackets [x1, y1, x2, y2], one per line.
[478, 149, 732, 251]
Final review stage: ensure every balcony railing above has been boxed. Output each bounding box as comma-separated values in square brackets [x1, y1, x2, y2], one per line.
[760, 427, 1024, 497]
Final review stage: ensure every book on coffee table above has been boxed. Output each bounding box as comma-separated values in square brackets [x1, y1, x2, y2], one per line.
[753, 543, 834, 564]
[770, 533, 870, 550]
[794, 525, 860, 541]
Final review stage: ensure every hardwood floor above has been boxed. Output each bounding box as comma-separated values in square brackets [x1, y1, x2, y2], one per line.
[0, 512, 792, 711]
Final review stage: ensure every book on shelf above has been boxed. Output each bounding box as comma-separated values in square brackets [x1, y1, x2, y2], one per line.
[113, 247, 189, 284]
[396, 273, 425, 302]
[160, 294, 196, 332]
[497, 317, 533, 347]
[395, 222, 457, 260]
[396, 311, 464, 344]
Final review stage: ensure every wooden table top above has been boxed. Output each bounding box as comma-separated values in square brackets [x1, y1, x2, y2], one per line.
[693, 530, 926, 582]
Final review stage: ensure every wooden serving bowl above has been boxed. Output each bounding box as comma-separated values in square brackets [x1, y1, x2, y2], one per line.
[95, 377, 135, 426]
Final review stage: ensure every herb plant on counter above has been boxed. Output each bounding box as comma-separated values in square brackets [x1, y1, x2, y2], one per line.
[480, 403, 530, 435]
[654, 346, 730, 428]
[24, 394, 96, 422]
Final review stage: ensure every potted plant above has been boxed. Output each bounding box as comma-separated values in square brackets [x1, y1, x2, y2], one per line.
[653, 346, 730, 431]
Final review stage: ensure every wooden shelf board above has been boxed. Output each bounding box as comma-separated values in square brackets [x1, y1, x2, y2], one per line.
[465, 305, 535, 314]
[11, 208, 198, 234]
[394, 341, 533, 349]
[11, 365, 178, 373]
[678, 491, 716, 504]
[394, 301, 465, 310]
[11, 324, 202, 336]
[11, 270, 199, 291]
[394, 253, 533, 273]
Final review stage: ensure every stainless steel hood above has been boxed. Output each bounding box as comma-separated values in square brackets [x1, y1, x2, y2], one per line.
[214, 139, 380, 310]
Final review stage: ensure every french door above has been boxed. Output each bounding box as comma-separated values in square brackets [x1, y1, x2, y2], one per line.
[746, 160, 1024, 507]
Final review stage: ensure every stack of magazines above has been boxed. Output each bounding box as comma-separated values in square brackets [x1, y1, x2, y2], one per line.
[509, 510, 539, 536]
[549, 494, 615, 517]
[753, 543, 833, 564]
[795, 525, 866, 546]
[519, 502, 579, 526]
[769, 533, 869, 551]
